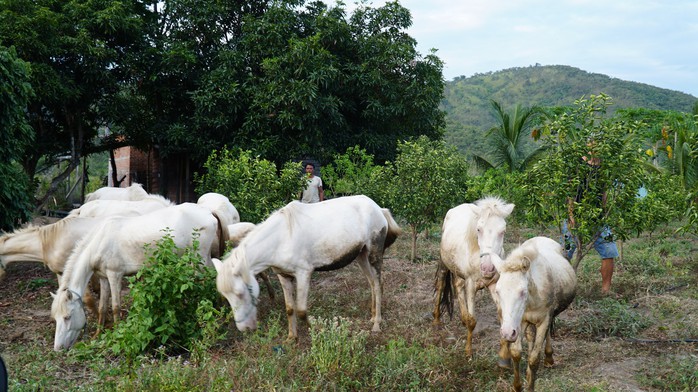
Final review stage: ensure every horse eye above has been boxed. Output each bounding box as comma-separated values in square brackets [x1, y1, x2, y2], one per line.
[64, 316, 71, 322]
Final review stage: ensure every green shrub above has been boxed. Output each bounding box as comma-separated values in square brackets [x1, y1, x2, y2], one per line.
[195, 147, 305, 223]
[95, 232, 228, 360]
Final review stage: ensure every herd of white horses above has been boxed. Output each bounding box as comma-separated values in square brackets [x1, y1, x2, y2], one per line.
[0, 183, 577, 392]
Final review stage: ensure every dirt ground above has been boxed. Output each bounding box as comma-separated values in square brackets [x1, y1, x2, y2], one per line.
[1, 217, 696, 391]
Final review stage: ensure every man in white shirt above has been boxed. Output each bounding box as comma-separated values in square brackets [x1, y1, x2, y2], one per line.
[300, 163, 324, 203]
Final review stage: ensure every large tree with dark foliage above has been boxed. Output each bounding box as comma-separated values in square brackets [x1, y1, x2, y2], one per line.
[1, 0, 444, 224]
[0, 0, 152, 211]
[138, 0, 445, 164]
[0, 46, 34, 230]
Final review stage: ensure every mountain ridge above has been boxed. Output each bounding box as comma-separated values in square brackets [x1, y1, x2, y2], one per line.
[442, 64, 697, 156]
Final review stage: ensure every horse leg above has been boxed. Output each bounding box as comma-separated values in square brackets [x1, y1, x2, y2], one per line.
[526, 320, 549, 392]
[92, 277, 111, 338]
[544, 327, 554, 367]
[83, 275, 100, 317]
[294, 270, 312, 326]
[257, 270, 276, 301]
[455, 277, 476, 358]
[107, 271, 124, 326]
[276, 273, 297, 342]
[491, 284, 512, 369]
[510, 335, 524, 392]
[358, 249, 383, 332]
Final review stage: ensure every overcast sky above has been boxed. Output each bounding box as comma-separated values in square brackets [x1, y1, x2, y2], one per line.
[351, 0, 698, 97]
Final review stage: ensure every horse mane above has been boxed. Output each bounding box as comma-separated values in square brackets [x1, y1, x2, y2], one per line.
[1, 224, 40, 242]
[218, 248, 253, 291]
[500, 242, 536, 273]
[50, 288, 71, 317]
[475, 196, 512, 219]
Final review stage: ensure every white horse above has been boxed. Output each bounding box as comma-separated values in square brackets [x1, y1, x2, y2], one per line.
[492, 236, 577, 392]
[0, 217, 104, 283]
[433, 196, 515, 361]
[68, 194, 174, 218]
[51, 203, 218, 350]
[196, 193, 237, 257]
[212, 195, 401, 341]
[84, 182, 149, 202]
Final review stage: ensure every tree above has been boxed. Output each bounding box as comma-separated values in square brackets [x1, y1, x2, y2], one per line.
[473, 100, 544, 172]
[524, 94, 672, 268]
[0, 0, 151, 211]
[195, 148, 305, 223]
[187, 0, 445, 164]
[370, 136, 469, 261]
[321, 146, 377, 198]
[0, 46, 34, 230]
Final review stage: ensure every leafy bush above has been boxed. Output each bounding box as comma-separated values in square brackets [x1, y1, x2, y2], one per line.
[321, 145, 377, 198]
[95, 232, 228, 360]
[195, 147, 305, 223]
[370, 136, 470, 261]
[466, 167, 530, 223]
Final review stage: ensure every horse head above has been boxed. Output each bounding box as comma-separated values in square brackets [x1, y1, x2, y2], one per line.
[473, 197, 515, 278]
[51, 287, 87, 351]
[212, 251, 260, 332]
[494, 244, 534, 342]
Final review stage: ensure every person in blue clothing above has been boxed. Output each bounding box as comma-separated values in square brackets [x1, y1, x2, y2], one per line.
[562, 143, 618, 294]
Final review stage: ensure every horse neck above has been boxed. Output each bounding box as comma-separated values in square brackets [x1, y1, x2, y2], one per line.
[237, 242, 273, 275]
[0, 230, 44, 264]
[61, 247, 95, 296]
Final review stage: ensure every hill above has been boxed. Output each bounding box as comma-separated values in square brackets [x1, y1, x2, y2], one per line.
[443, 64, 698, 157]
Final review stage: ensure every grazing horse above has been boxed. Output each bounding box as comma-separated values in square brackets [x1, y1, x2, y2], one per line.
[68, 194, 173, 218]
[0, 217, 104, 283]
[51, 203, 218, 350]
[84, 182, 148, 202]
[212, 195, 401, 341]
[196, 193, 237, 258]
[433, 196, 515, 361]
[492, 236, 577, 392]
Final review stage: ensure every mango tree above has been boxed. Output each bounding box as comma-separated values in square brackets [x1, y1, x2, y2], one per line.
[370, 136, 469, 261]
[524, 94, 681, 268]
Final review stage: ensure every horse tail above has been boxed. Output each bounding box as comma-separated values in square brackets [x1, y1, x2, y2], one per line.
[211, 211, 229, 258]
[434, 262, 455, 320]
[381, 208, 402, 249]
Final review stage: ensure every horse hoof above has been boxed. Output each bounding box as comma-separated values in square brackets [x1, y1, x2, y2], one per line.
[497, 358, 513, 370]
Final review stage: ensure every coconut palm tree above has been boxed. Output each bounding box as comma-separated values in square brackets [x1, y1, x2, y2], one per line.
[473, 100, 545, 172]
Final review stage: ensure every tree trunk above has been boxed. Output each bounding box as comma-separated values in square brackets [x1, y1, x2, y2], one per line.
[411, 224, 417, 262]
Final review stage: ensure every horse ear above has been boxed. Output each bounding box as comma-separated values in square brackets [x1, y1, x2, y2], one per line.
[51, 292, 57, 299]
[211, 258, 223, 273]
[521, 256, 531, 271]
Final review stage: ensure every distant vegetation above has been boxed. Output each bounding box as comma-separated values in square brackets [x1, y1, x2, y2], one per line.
[443, 65, 698, 157]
